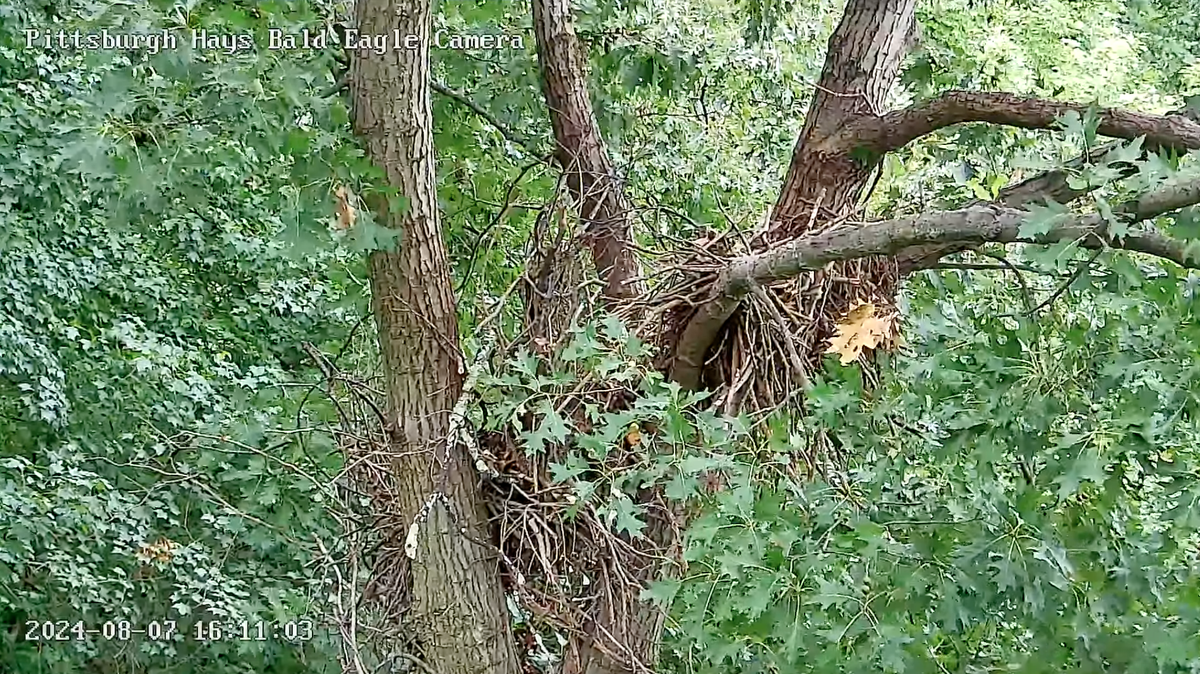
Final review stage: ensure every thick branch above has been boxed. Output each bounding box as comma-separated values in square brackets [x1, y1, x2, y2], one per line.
[532, 0, 642, 301]
[994, 143, 1117, 207]
[895, 105, 1200, 272]
[671, 178, 1200, 389]
[1131, 177, 1200, 217]
[892, 143, 1119, 271]
[834, 91, 1200, 156]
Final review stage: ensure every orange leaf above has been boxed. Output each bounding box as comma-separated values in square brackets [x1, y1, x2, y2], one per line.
[137, 537, 177, 564]
[824, 302, 899, 364]
[625, 423, 642, 447]
[334, 185, 356, 230]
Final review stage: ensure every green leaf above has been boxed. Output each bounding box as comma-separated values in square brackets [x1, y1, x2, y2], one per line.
[599, 314, 628, 342]
[346, 217, 402, 253]
[1057, 109, 1085, 139]
[1171, 206, 1200, 240]
[1095, 195, 1128, 239]
[519, 399, 571, 453]
[741, 573, 778, 620]
[1019, 200, 1069, 239]
[608, 496, 646, 538]
[549, 452, 589, 483]
[1053, 449, 1107, 499]
[809, 576, 855, 610]
[640, 578, 681, 607]
[1103, 135, 1145, 165]
[664, 471, 700, 501]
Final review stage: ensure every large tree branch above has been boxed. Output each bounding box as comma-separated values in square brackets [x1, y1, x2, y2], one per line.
[532, 0, 642, 301]
[894, 106, 1200, 272]
[832, 90, 1200, 157]
[670, 177, 1200, 389]
[993, 143, 1117, 208]
[769, 0, 918, 235]
[891, 143, 1120, 271]
[996, 107, 1200, 209]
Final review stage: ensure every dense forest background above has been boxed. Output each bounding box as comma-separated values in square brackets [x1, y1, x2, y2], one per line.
[2, 0, 1200, 672]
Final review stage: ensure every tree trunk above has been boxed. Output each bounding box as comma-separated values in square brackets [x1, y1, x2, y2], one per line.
[531, 1, 663, 672]
[771, 0, 918, 235]
[348, 1, 521, 672]
[533, 0, 642, 302]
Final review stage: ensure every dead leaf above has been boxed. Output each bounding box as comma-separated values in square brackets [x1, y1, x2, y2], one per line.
[137, 537, 177, 564]
[334, 185, 356, 230]
[824, 302, 899, 364]
[625, 423, 642, 447]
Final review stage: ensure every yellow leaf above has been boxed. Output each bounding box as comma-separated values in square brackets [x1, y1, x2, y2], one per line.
[625, 423, 642, 447]
[824, 302, 899, 364]
[334, 185, 356, 230]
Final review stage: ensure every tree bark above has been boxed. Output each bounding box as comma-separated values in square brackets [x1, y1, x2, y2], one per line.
[531, 1, 663, 672]
[348, 2, 521, 672]
[834, 90, 1200, 156]
[770, 0, 918, 236]
[533, 0, 642, 302]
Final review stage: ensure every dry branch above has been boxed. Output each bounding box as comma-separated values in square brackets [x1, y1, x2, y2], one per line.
[832, 90, 1200, 156]
[670, 177, 1200, 389]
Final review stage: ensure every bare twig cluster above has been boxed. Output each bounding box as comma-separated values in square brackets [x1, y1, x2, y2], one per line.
[302, 344, 420, 673]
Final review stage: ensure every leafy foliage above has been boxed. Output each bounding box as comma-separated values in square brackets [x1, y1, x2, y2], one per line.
[3, 0, 1200, 672]
[0, 1, 365, 671]
[656, 255, 1200, 672]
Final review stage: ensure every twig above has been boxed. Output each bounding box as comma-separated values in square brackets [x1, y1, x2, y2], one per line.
[431, 80, 548, 159]
[456, 159, 546, 293]
[934, 261, 1061, 276]
[748, 281, 810, 390]
[1022, 246, 1105, 317]
[975, 250, 1037, 314]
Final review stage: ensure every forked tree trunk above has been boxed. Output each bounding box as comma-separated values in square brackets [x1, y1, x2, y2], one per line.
[532, 0, 922, 668]
[771, 0, 918, 234]
[348, 1, 521, 672]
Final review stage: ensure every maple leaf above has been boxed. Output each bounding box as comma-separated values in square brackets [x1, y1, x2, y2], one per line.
[334, 185, 356, 230]
[824, 302, 899, 364]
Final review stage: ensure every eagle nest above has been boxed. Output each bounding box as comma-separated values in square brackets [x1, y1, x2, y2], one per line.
[314, 209, 902, 671]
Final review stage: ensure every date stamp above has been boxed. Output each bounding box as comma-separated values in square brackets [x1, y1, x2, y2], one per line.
[24, 619, 178, 642]
[22, 619, 314, 642]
